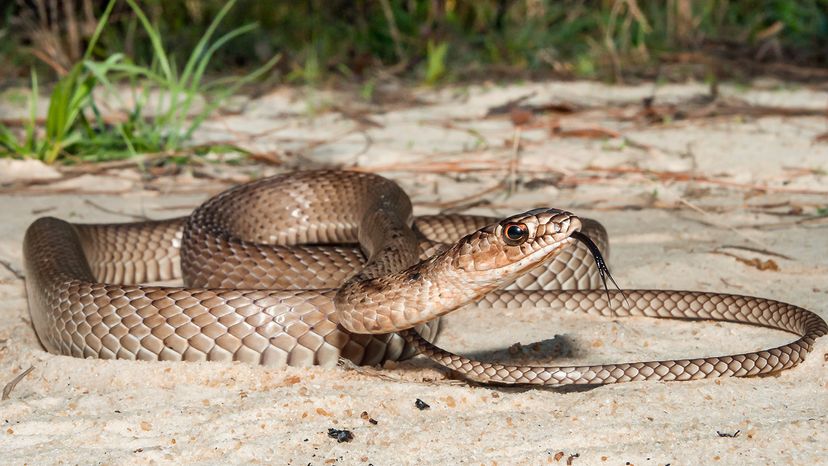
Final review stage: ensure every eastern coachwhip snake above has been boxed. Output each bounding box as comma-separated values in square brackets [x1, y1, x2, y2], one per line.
[23, 170, 827, 385]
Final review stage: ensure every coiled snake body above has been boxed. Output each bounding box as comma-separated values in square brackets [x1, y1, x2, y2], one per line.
[23, 170, 827, 385]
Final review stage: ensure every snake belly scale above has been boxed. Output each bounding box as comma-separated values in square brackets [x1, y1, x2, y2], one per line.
[23, 170, 827, 385]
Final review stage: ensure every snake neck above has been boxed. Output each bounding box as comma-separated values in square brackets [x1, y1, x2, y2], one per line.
[333, 246, 490, 334]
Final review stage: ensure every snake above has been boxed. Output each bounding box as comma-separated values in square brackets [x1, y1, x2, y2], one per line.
[23, 170, 827, 385]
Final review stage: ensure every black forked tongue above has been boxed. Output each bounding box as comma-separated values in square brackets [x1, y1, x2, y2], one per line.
[571, 231, 629, 311]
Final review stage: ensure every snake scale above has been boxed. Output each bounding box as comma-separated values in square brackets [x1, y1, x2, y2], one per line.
[23, 170, 827, 385]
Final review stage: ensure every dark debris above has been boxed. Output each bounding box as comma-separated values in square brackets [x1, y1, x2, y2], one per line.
[327, 428, 354, 443]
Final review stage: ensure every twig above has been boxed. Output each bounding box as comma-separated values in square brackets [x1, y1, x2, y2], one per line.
[719, 278, 744, 290]
[357, 162, 828, 196]
[750, 215, 828, 230]
[663, 51, 828, 81]
[2, 366, 35, 401]
[338, 358, 404, 382]
[716, 244, 793, 261]
[0, 259, 25, 280]
[331, 105, 384, 129]
[420, 120, 490, 150]
[485, 92, 537, 117]
[152, 203, 201, 211]
[679, 198, 772, 250]
[353, 159, 509, 174]
[379, 0, 406, 64]
[31, 206, 57, 215]
[338, 358, 465, 386]
[349, 130, 374, 161]
[586, 166, 828, 195]
[429, 181, 507, 212]
[507, 127, 522, 195]
[83, 200, 150, 221]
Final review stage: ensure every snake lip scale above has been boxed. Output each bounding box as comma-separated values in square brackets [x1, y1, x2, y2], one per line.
[23, 170, 828, 385]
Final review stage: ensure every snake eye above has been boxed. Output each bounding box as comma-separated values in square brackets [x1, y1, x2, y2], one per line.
[502, 222, 529, 246]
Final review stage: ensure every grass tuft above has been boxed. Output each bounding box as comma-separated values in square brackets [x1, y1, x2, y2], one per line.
[0, 0, 277, 163]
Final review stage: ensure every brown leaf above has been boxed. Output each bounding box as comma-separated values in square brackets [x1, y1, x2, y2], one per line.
[510, 108, 534, 126]
[732, 255, 780, 271]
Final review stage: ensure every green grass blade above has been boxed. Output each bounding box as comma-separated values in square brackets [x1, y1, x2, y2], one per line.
[25, 69, 39, 151]
[45, 65, 78, 142]
[116, 123, 138, 158]
[65, 75, 97, 124]
[0, 125, 25, 155]
[82, 0, 116, 61]
[104, 63, 168, 84]
[83, 54, 124, 91]
[181, 53, 280, 142]
[125, 0, 173, 82]
[168, 23, 258, 146]
[189, 23, 258, 93]
[179, 0, 238, 89]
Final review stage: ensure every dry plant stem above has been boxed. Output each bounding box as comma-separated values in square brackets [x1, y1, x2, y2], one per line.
[0, 259, 26, 280]
[83, 200, 150, 221]
[2, 366, 35, 401]
[678, 198, 771, 250]
[508, 127, 522, 195]
[379, 0, 405, 63]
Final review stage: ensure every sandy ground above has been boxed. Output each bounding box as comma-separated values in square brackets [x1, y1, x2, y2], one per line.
[1, 80, 827, 465]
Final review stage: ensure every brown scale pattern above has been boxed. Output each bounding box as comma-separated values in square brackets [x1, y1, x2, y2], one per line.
[23, 170, 827, 384]
[25, 214, 437, 367]
[76, 219, 184, 284]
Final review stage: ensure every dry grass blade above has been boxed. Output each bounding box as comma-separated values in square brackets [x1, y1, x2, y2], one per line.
[430, 181, 507, 212]
[2, 366, 35, 401]
[587, 166, 828, 195]
[507, 127, 522, 194]
[485, 92, 537, 116]
[338, 358, 465, 386]
[337, 358, 404, 382]
[716, 245, 794, 261]
[83, 200, 150, 221]
[353, 159, 510, 174]
[679, 198, 771, 250]
[0, 259, 25, 280]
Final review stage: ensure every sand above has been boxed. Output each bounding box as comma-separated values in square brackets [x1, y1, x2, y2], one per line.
[1, 80, 826, 465]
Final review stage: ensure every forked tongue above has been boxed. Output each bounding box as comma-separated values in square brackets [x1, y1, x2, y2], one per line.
[571, 231, 629, 311]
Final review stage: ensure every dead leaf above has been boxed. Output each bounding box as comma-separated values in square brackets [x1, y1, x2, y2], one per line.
[510, 108, 533, 126]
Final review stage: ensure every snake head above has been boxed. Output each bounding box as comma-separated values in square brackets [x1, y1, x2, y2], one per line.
[449, 208, 581, 288]
[336, 208, 582, 334]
